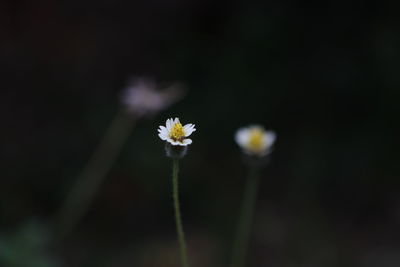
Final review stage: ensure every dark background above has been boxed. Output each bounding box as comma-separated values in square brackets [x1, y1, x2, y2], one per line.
[1, 1, 399, 266]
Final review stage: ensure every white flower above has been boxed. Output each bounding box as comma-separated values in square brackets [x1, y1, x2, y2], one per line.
[235, 125, 276, 156]
[121, 78, 185, 117]
[158, 118, 196, 146]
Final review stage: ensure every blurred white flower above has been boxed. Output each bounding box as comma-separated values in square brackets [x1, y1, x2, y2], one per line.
[121, 78, 184, 117]
[158, 117, 196, 146]
[235, 125, 276, 156]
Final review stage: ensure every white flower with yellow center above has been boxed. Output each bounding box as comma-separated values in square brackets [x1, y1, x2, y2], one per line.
[158, 118, 196, 146]
[235, 125, 276, 156]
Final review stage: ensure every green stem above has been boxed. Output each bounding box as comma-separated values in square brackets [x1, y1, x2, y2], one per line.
[230, 167, 260, 267]
[55, 108, 135, 239]
[172, 158, 190, 267]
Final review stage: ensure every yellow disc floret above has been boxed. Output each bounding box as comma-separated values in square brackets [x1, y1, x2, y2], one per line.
[246, 128, 265, 153]
[170, 122, 186, 141]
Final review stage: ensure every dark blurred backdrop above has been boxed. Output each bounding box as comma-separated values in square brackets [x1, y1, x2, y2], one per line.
[0, 1, 400, 266]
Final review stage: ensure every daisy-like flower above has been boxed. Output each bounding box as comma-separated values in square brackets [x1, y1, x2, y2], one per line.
[121, 77, 185, 118]
[158, 118, 196, 146]
[235, 125, 276, 156]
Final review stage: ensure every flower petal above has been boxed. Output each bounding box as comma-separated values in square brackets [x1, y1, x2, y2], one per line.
[183, 124, 196, 137]
[167, 139, 182, 146]
[158, 125, 167, 133]
[264, 131, 276, 147]
[158, 132, 168, 140]
[234, 128, 249, 147]
[182, 139, 192, 145]
[166, 118, 174, 131]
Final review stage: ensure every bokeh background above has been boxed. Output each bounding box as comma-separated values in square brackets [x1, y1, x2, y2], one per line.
[1, 1, 400, 266]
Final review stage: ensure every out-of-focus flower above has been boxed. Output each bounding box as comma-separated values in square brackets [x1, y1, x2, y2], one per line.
[235, 125, 276, 156]
[158, 117, 196, 146]
[121, 78, 185, 117]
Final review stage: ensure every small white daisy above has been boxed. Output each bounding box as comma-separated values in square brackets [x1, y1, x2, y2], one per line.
[121, 78, 185, 117]
[235, 125, 276, 156]
[158, 118, 196, 146]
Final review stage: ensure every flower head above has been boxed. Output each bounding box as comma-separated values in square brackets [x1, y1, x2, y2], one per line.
[235, 125, 276, 156]
[121, 78, 185, 118]
[158, 118, 196, 146]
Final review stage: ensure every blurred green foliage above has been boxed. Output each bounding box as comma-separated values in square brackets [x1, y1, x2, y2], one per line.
[0, 222, 56, 267]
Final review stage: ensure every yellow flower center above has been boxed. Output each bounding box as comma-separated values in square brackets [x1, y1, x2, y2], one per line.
[170, 123, 185, 141]
[246, 128, 265, 152]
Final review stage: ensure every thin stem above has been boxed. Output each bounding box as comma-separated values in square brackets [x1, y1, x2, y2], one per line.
[230, 167, 260, 267]
[55, 108, 135, 239]
[172, 158, 190, 267]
